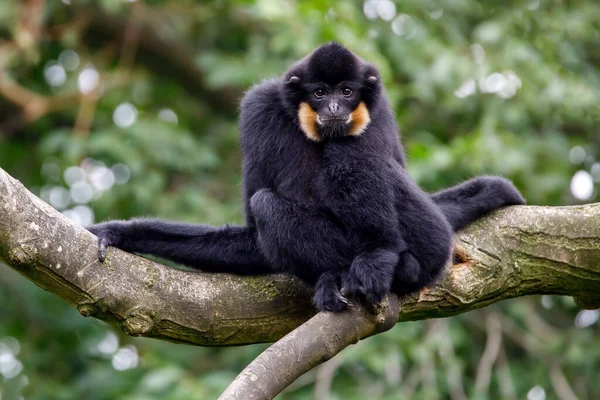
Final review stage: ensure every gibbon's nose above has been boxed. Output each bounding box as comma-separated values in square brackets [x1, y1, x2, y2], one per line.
[328, 102, 340, 115]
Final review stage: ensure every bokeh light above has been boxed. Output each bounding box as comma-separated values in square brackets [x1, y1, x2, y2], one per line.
[575, 309, 599, 328]
[113, 103, 138, 128]
[527, 386, 546, 400]
[78, 67, 100, 94]
[570, 170, 594, 201]
[158, 108, 179, 125]
[112, 345, 139, 371]
[44, 62, 67, 87]
[58, 49, 80, 71]
[0, 337, 23, 380]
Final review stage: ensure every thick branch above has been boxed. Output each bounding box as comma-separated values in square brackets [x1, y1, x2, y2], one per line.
[1, 166, 600, 347]
[219, 296, 399, 400]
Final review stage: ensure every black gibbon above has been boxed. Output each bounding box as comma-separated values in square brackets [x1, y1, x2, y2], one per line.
[89, 43, 524, 311]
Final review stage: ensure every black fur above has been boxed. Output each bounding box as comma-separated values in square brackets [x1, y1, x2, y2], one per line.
[88, 43, 525, 312]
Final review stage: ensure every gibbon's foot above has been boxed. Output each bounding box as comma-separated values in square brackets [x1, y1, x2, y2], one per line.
[313, 270, 351, 312]
[342, 251, 396, 306]
[395, 251, 421, 285]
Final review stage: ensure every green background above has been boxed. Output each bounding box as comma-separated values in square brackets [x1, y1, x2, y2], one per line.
[1, 0, 599, 399]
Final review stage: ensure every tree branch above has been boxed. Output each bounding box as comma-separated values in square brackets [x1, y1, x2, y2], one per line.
[219, 295, 399, 399]
[3, 167, 600, 398]
[1, 167, 600, 347]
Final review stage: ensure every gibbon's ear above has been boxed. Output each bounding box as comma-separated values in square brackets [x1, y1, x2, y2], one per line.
[284, 72, 302, 88]
[362, 64, 380, 88]
[283, 73, 303, 98]
[282, 70, 307, 119]
[360, 63, 382, 107]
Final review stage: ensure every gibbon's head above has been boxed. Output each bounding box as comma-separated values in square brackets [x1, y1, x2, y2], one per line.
[282, 42, 382, 142]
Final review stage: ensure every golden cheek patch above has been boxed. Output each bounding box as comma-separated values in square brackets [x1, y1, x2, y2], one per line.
[298, 102, 321, 141]
[347, 101, 371, 137]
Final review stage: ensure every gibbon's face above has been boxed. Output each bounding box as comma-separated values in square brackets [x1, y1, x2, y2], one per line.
[283, 42, 380, 142]
[297, 80, 371, 141]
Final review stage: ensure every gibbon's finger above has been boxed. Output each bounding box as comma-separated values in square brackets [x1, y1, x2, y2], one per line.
[336, 292, 351, 307]
[98, 236, 110, 262]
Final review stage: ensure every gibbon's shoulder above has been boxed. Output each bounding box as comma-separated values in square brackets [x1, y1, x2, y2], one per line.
[240, 78, 283, 115]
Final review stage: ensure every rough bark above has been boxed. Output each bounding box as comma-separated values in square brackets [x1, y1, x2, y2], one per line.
[2, 165, 600, 348]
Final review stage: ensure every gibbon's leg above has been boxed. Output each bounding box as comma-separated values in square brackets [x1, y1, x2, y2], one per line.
[389, 176, 524, 297]
[310, 154, 407, 307]
[381, 171, 455, 298]
[249, 188, 353, 277]
[390, 251, 421, 296]
[250, 188, 354, 311]
[87, 220, 272, 274]
[431, 176, 525, 232]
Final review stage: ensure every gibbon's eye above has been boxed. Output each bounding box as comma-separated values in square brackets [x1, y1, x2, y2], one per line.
[342, 87, 353, 97]
[314, 89, 325, 99]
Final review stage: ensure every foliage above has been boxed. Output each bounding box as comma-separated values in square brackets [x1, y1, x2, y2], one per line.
[1, 0, 599, 399]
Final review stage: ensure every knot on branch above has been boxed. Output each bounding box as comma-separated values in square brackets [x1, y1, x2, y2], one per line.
[9, 245, 37, 267]
[373, 293, 400, 334]
[78, 303, 100, 317]
[121, 314, 154, 336]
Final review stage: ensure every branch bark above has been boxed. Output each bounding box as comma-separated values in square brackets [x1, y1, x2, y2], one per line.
[1, 167, 600, 346]
[2, 167, 600, 398]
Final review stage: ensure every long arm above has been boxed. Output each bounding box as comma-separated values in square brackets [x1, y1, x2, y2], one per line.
[88, 220, 272, 274]
[87, 176, 524, 283]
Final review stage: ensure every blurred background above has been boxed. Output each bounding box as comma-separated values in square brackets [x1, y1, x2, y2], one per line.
[0, 0, 599, 399]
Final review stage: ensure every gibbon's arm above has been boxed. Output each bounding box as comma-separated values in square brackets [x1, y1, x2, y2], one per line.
[87, 220, 272, 274]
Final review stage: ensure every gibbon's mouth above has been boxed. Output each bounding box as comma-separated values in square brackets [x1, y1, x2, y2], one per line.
[316, 114, 352, 125]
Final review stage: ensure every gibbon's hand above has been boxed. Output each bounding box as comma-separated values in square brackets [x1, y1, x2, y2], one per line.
[87, 221, 129, 262]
